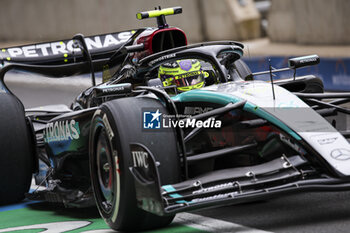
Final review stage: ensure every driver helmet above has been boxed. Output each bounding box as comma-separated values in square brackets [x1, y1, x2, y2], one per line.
[158, 59, 205, 92]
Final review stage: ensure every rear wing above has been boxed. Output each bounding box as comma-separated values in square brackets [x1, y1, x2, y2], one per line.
[0, 6, 185, 75]
[0, 29, 145, 95]
[0, 30, 135, 66]
[0, 6, 185, 94]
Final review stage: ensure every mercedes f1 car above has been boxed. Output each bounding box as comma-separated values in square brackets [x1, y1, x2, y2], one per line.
[1, 6, 350, 232]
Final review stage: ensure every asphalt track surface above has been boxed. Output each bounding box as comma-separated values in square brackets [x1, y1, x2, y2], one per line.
[2, 76, 350, 233]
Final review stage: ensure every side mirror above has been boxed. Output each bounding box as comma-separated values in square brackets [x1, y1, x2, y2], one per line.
[288, 55, 320, 69]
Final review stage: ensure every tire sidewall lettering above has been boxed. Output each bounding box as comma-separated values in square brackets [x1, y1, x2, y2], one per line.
[91, 110, 121, 225]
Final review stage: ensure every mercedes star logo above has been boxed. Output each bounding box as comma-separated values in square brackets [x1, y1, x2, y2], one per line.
[330, 148, 350, 161]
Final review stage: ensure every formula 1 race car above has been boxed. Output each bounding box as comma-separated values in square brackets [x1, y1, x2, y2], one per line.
[1, 6, 350, 232]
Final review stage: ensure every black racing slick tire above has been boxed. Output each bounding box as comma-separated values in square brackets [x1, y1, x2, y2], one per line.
[89, 97, 181, 231]
[0, 94, 33, 205]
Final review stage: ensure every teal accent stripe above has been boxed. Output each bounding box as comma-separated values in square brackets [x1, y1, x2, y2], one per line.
[162, 185, 188, 204]
[162, 185, 176, 192]
[170, 194, 183, 198]
[172, 90, 239, 105]
[172, 90, 302, 141]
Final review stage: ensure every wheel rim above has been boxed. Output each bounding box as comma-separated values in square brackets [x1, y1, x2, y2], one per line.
[96, 129, 115, 214]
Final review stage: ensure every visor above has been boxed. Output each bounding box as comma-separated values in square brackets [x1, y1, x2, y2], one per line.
[159, 74, 173, 81]
[160, 74, 175, 87]
[174, 71, 204, 88]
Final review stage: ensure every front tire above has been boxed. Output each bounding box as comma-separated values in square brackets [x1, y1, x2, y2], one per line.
[0, 94, 33, 205]
[89, 97, 181, 231]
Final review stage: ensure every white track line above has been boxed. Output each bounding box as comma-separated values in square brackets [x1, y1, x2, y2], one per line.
[28, 181, 271, 232]
[0, 221, 91, 233]
[174, 212, 273, 233]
